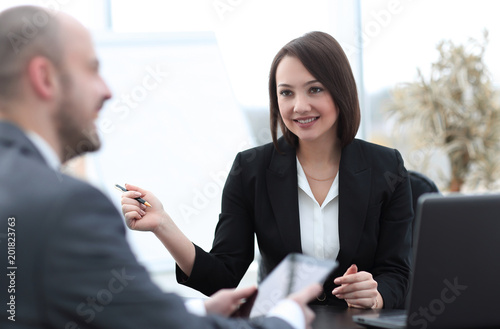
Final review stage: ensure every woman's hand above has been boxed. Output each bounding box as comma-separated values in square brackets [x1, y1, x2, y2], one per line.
[332, 264, 384, 309]
[120, 183, 168, 232]
[121, 183, 196, 276]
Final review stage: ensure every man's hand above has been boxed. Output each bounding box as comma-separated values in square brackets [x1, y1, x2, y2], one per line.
[287, 284, 323, 329]
[204, 286, 257, 317]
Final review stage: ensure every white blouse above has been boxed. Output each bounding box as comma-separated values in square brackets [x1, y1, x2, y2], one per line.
[296, 157, 340, 261]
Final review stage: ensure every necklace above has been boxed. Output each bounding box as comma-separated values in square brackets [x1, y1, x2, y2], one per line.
[303, 170, 336, 182]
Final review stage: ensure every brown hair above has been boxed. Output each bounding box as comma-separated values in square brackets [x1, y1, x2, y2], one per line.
[269, 31, 360, 151]
[0, 6, 62, 102]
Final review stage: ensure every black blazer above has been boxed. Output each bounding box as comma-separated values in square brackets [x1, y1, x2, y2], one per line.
[178, 137, 413, 309]
[0, 121, 292, 329]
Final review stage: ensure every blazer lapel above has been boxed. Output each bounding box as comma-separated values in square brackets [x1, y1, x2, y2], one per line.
[266, 138, 302, 253]
[337, 140, 371, 267]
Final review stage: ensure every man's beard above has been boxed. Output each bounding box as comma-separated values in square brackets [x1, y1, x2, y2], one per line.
[55, 75, 102, 163]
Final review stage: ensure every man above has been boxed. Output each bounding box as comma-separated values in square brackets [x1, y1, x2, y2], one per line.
[0, 6, 320, 329]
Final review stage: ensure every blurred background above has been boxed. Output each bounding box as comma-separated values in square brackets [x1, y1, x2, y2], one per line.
[2, 0, 499, 297]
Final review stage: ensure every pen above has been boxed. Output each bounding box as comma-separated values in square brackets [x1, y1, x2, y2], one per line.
[114, 184, 152, 207]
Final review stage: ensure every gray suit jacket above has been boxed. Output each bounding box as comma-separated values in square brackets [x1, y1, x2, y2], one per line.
[0, 121, 292, 329]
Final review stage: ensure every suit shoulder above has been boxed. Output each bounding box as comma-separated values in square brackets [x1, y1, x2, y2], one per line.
[232, 140, 277, 172]
[238, 140, 275, 160]
[2, 148, 111, 220]
[34, 164, 105, 202]
[350, 139, 402, 159]
[351, 138, 396, 153]
[345, 139, 405, 173]
[237, 137, 294, 163]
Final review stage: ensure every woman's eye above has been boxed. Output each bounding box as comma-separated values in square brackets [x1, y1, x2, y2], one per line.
[279, 90, 292, 97]
[310, 87, 323, 94]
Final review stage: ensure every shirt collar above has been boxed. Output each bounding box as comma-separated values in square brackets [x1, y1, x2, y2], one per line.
[296, 157, 339, 207]
[25, 131, 61, 171]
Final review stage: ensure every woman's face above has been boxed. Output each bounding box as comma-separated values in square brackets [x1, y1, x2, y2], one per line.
[275, 56, 339, 145]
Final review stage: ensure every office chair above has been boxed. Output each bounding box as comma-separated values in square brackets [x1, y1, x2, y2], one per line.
[408, 170, 440, 213]
[408, 170, 439, 246]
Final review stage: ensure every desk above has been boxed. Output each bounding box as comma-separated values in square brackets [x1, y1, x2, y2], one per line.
[312, 305, 379, 329]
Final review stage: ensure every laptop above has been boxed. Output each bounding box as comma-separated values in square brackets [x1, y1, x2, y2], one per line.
[232, 253, 337, 318]
[353, 193, 500, 329]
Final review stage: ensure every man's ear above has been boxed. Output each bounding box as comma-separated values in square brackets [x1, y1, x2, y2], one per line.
[27, 56, 60, 100]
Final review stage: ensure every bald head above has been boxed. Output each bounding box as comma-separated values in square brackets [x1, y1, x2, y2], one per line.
[0, 5, 65, 102]
[0, 6, 111, 161]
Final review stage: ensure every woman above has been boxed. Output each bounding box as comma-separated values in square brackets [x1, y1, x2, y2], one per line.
[121, 31, 413, 309]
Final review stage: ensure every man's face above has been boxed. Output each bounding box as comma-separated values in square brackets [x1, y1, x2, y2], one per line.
[54, 19, 111, 162]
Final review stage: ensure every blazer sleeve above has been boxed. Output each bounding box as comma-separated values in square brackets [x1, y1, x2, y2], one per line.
[372, 149, 413, 309]
[176, 152, 256, 296]
[41, 183, 287, 329]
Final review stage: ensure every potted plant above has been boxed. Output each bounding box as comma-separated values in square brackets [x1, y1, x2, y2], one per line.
[386, 31, 500, 192]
